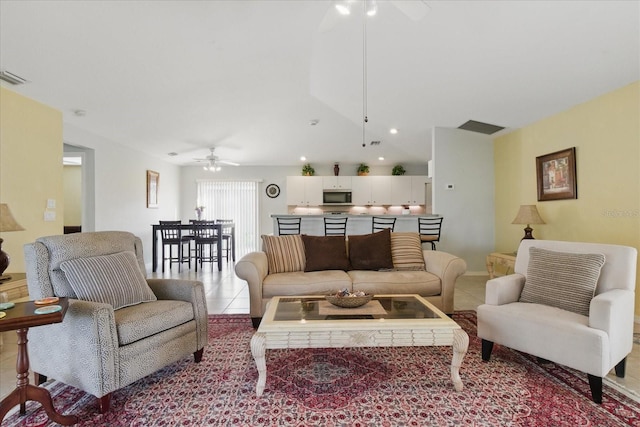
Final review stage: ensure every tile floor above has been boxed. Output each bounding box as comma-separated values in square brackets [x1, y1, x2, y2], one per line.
[1, 265, 638, 402]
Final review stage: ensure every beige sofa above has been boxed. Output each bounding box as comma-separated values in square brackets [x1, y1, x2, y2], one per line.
[235, 231, 467, 327]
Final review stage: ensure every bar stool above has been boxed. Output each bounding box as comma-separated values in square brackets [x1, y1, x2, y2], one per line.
[276, 217, 301, 235]
[372, 216, 396, 233]
[159, 221, 191, 272]
[418, 217, 443, 250]
[324, 217, 348, 236]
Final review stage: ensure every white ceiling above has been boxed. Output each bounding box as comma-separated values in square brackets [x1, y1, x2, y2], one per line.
[1, 1, 638, 167]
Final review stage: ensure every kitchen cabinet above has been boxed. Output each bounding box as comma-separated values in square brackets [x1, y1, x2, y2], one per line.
[390, 176, 428, 205]
[286, 176, 322, 206]
[352, 176, 391, 205]
[322, 176, 352, 190]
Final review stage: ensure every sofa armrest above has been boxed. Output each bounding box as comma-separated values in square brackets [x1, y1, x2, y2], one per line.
[484, 274, 526, 305]
[589, 289, 635, 363]
[422, 250, 467, 314]
[235, 252, 269, 318]
[29, 299, 120, 398]
[147, 279, 208, 351]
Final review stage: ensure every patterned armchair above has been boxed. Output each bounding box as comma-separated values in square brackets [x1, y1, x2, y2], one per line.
[23, 231, 208, 413]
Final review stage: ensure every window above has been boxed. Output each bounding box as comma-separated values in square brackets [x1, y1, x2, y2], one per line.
[196, 180, 259, 257]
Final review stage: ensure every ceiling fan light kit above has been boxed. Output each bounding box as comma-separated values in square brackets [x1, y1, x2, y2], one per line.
[194, 147, 239, 172]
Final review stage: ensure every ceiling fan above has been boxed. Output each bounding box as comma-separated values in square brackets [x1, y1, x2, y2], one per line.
[319, 0, 431, 32]
[193, 147, 240, 172]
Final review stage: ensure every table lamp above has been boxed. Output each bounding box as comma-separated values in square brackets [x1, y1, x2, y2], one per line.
[0, 203, 25, 282]
[511, 205, 545, 240]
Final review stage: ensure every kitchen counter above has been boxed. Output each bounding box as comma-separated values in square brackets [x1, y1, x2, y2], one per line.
[271, 214, 440, 235]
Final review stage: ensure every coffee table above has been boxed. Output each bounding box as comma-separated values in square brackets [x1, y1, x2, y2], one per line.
[250, 294, 469, 397]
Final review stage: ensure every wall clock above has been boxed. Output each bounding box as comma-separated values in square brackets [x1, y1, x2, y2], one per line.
[265, 184, 280, 198]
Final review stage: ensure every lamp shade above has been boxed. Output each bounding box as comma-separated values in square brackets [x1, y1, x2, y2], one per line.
[0, 203, 24, 232]
[511, 205, 545, 225]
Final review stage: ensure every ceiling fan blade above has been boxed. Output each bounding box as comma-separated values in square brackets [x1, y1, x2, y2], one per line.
[218, 160, 240, 166]
[390, 0, 431, 21]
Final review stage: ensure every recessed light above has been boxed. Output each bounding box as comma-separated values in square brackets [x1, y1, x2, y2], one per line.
[309, 119, 319, 126]
[378, 157, 384, 161]
[300, 156, 307, 161]
[390, 128, 398, 134]
[167, 152, 178, 157]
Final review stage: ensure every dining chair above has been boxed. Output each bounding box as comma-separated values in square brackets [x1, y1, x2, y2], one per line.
[418, 217, 443, 250]
[159, 220, 191, 272]
[216, 219, 233, 261]
[276, 217, 301, 235]
[372, 216, 396, 233]
[191, 220, 219, 271]
[324, 217, 348, 236]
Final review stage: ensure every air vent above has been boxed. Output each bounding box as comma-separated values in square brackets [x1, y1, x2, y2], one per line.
[458, 120, 504, 135]
[0, 70, 28, 85]
[370, 140, 381, 146]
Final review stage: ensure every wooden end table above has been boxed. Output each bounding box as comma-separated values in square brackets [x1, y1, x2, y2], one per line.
[486, 252, 516, 279]
[0, 297, 78, 425]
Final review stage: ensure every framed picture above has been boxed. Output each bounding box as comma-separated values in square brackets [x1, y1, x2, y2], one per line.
[147, 170, 159, 208]
[536, 147, 577, 201]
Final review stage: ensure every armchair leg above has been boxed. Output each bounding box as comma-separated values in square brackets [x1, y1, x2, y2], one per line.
[481, 339, 493, 361]
[34, 372, 47, 385]
[251, 317, 262, 329]
[194, 347, 204, 363]
[615, 358, 626, 378]
[98, 393, 112, 413]
[587, 374, 603, 404]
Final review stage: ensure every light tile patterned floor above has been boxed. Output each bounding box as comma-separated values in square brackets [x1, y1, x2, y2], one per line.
[1, 266, 638, 403]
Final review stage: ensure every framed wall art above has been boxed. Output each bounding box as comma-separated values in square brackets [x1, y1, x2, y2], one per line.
[536, 147, 577, 201]
[147, 170, 159, 208]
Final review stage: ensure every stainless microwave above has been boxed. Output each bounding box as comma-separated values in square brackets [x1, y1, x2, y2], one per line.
[323, 190, 352, 205]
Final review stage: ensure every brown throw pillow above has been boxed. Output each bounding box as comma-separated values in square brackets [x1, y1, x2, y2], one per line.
[348, 228, 394, 271]
[301, 235, 351, 272]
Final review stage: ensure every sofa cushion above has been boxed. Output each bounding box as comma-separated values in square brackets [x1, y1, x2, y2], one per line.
[262, 234, 306, 274]
[519, 247, 605, 316]
[390, 232, 426, 271]
[60, 251, 157, 310]
[114, 299, 194, 346]
[348, 228, 394, 271]
[263, 270, 352, 298]
[348, 270, 441, 296]
[302, 235, 351, 272]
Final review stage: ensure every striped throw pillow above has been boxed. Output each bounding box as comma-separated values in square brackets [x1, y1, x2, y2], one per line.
[519, 247, 605, 316]
[262, 234, 306, 274]
[390, 232, 426, 271]
[60, 251, 157, 310]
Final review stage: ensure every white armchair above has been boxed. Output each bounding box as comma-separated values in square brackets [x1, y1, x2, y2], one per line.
[477, 239, 637, 403]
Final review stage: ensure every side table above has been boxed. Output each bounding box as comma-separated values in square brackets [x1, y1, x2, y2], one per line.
[0, 298, 78, 425]
[486, 252, 516, 279]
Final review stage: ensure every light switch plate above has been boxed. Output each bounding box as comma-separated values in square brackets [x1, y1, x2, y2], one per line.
[44, 211, 56, 221]
[446, 184, 455, 190]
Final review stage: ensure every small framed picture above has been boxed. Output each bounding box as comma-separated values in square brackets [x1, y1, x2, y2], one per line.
[536, 147, 577, 201]
[147, 170, 159, 208]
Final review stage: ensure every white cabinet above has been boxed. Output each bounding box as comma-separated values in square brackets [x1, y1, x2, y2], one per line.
[390, 176, 428, 205]
[352, 176, 391, 205]
[286, 176, 322, 206]
[322, 176, 352, 190]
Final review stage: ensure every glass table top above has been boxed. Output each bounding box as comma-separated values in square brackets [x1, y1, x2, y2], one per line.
[271, 295, 441, 322]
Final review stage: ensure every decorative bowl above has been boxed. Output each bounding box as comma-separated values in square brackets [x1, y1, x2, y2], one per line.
[325, 294, 373, 308]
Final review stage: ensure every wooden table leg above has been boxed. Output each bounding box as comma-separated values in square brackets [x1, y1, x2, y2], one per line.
[251, 333, 267, 397]
[450, 328, 469, 392]
[0, 328, 78, 425]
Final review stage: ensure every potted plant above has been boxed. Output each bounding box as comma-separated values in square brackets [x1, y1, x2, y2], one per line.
[301, 163, 315, 176]
[357, 163, 370, 176]
[392, 165, 406, 176]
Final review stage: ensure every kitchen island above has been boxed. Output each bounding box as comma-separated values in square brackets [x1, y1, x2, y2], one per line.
[271, 214, 440, 236]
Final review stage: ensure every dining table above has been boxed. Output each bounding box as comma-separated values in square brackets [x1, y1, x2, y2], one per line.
[151, 222, 235, 272]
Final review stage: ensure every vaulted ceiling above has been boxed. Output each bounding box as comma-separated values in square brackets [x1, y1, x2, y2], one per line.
[1, 1, 638, 167]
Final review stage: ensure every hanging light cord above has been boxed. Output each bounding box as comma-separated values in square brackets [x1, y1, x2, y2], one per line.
[362, 3, 368, 148]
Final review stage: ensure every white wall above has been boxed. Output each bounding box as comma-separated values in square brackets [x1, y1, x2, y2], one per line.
[64, 124, 181, 270]
[432, 127, 495, 273]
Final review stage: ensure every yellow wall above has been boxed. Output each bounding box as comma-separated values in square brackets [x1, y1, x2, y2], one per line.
[0, 87, 63, 273]
[63, 165, 82, 226]
[494, 81, 640, 313]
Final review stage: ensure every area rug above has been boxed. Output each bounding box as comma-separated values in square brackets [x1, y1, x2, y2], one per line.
[4, 312, 640, 426]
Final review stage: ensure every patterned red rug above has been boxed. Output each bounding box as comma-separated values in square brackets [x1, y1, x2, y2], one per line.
[4, 312, 640, 426]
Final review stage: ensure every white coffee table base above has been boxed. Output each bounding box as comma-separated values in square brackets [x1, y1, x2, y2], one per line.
[250, 327, 469, 397]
